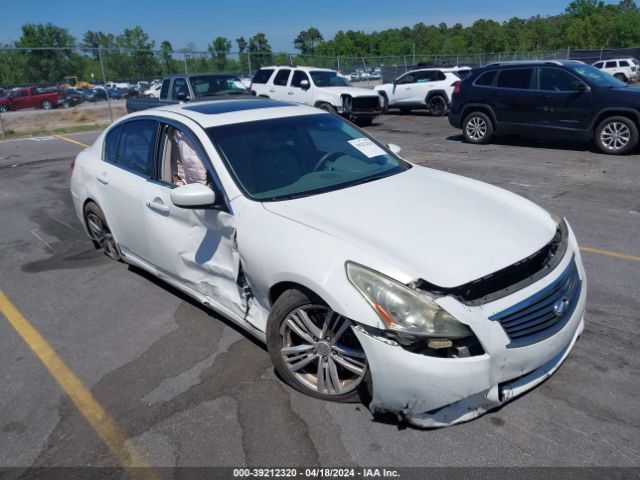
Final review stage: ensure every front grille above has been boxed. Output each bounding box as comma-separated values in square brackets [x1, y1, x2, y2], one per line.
[490, 256, 581, 348]
[352, 96, 380, 111]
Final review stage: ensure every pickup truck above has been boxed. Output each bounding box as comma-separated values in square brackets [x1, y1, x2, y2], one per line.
[126, 73, 251, 113]
[0, 87, 60, 112]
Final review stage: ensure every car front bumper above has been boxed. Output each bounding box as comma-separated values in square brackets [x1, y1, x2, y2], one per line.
[353, 245, 587, 428]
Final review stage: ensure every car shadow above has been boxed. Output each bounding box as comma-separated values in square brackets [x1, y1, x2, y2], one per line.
[445, 134, 597, 153]
[126, 263, 266, 352]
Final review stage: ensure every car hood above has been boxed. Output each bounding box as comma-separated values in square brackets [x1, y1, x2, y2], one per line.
[319, 86, 380, 97]
[263, 165, 557, 288]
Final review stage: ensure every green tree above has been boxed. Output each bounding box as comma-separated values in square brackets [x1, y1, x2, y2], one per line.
[159, 40, 175, 74]
[209, 36, 232, 70]
[248, 33, 272, 68]
[293, 28, 324, 54]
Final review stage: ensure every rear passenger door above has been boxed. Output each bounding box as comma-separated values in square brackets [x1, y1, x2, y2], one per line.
[268, 69, 291, 101]
[493, 68, 537, 128]
[96, 119, 159, 266]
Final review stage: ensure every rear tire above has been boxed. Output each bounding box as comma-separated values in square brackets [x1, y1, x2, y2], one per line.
[462, 111, 494, 144]
[614, 73, 628, 83]
[594, 116, 638, 155]
[83, 202, 122, 261]
[266, 288, 370, 403]
[0, 104, 8, 113]
[41, 100, 53, 110]
[427, 95, 447, 117]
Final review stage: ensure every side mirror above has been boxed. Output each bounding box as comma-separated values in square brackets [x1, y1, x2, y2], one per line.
[170, 183, 216, 209]
[573, 83, 590, 93]
[176, 91, 190, 101]
[300, 79, 310, 89]
[388, 143, 402, 155]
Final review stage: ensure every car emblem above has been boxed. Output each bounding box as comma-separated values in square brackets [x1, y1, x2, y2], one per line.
[553, 298, 569, 317]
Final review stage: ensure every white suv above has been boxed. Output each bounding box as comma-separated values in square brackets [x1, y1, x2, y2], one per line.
[592, 58, 639, 83]
[374, 67, 470, 116]
[250, 66, 381, 125]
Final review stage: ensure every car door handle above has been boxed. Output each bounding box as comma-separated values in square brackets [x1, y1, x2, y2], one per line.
[97, 173, 109, 185]
[146, 201, 170, 214]
[269, 88, 275, 93]
[288, 91, 294, 95]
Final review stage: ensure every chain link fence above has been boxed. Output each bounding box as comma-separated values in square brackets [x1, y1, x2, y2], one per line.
[2, 45, 640, 137]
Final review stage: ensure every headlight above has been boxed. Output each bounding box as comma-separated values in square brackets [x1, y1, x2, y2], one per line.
[346, 262, 472, 338]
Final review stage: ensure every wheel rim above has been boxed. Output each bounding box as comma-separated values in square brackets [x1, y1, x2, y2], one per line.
[600, 121, 631, 151]
[429, 97, 445, 115]
[466, 116, 488, 140]
[42, 101, 52, 109]
[86, 212, 119, 260]
[280, 305, 367, 396]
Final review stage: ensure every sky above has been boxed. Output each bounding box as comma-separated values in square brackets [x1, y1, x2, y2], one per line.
[1, 0, 602, 52]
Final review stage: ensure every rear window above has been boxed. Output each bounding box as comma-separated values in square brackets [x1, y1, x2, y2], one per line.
[252, 69, 274, 84]
[475, 70, 497, 86]
[497, 68, 534, 89]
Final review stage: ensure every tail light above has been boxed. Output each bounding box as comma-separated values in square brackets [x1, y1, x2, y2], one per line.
[452, 81, 461, 94]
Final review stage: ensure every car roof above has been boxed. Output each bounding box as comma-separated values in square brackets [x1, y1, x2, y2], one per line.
[259, 65, 336, 72]
[482, 60, 585, 68]
[131, 98, 325, 128]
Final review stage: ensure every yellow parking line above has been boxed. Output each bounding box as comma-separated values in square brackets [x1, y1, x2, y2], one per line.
[54, 134, 89, 148]
[581, 246, 640, 262]
[0, 290, 159, 479]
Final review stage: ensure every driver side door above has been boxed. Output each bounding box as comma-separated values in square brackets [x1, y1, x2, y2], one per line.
[144, 121, 246, 320]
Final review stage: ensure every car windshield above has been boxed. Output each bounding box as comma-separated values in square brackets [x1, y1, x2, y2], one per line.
[571, 65, 627, 88]
[207, 114, 409, 201]
[310, 71, 351, 87]
[190, 75, 248, 96]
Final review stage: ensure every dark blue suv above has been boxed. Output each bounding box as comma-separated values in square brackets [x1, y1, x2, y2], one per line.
[448, 60, 640, 155]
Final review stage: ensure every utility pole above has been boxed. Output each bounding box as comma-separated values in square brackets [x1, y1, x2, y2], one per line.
[98, 48, 113, 123]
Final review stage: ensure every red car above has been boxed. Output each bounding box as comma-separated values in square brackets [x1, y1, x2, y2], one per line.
[0, 87, 60, 112]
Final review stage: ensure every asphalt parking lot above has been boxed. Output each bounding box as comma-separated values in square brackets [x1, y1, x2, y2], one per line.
[0, 114, 639, 473]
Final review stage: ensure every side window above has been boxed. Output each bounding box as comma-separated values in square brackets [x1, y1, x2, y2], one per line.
[605, 61, 617, 68]
[251, 69, 274, 84]
[290, 70, 310, 88]
[172, 78, 188, 99]
[114, 120, 157, 177]
[497, 68, 534, 89]
[619, 60, 630, 67]
[539, 68, 580, 92]
[273, 69, 291, 86]
[475, 71, 497, 86]
[415, 71, 434, 83]
[594, 62, 603, 69]
[104, 124, 123, 164]
[160, 79, 169, 98]
[159, 125, 210, 187]
[396, 73, 415, 85]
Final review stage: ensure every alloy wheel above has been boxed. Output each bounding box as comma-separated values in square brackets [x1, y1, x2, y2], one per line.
[279, 305, 367, 396]
[86, 212, 120, 260]
[600, 121, 631, 151]
[466, 116, 488, 140]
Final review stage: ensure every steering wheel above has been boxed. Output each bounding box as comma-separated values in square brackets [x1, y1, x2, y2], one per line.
[313, 151, 346, 172]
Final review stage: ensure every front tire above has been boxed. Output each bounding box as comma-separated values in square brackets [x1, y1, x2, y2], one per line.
[594, 116, 638, 155]
[462, 111, 494, 144]
[318, 103, 337, 115]
[379, 93, 389, 113]
[83, 202, 121, 261]
[266, 289, 369, 403]
[427, 95, 447, 117]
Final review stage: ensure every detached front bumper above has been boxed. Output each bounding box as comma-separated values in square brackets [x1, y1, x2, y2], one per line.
[354, 246, 587, 428]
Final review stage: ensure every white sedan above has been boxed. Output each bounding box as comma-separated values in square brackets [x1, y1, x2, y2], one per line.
[70, 99, 587, 427]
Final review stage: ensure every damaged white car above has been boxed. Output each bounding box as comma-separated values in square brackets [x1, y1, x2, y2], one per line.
[70, 98, 587, 427]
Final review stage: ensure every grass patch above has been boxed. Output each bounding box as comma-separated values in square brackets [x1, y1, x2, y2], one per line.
[0, 123, 107, 141]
